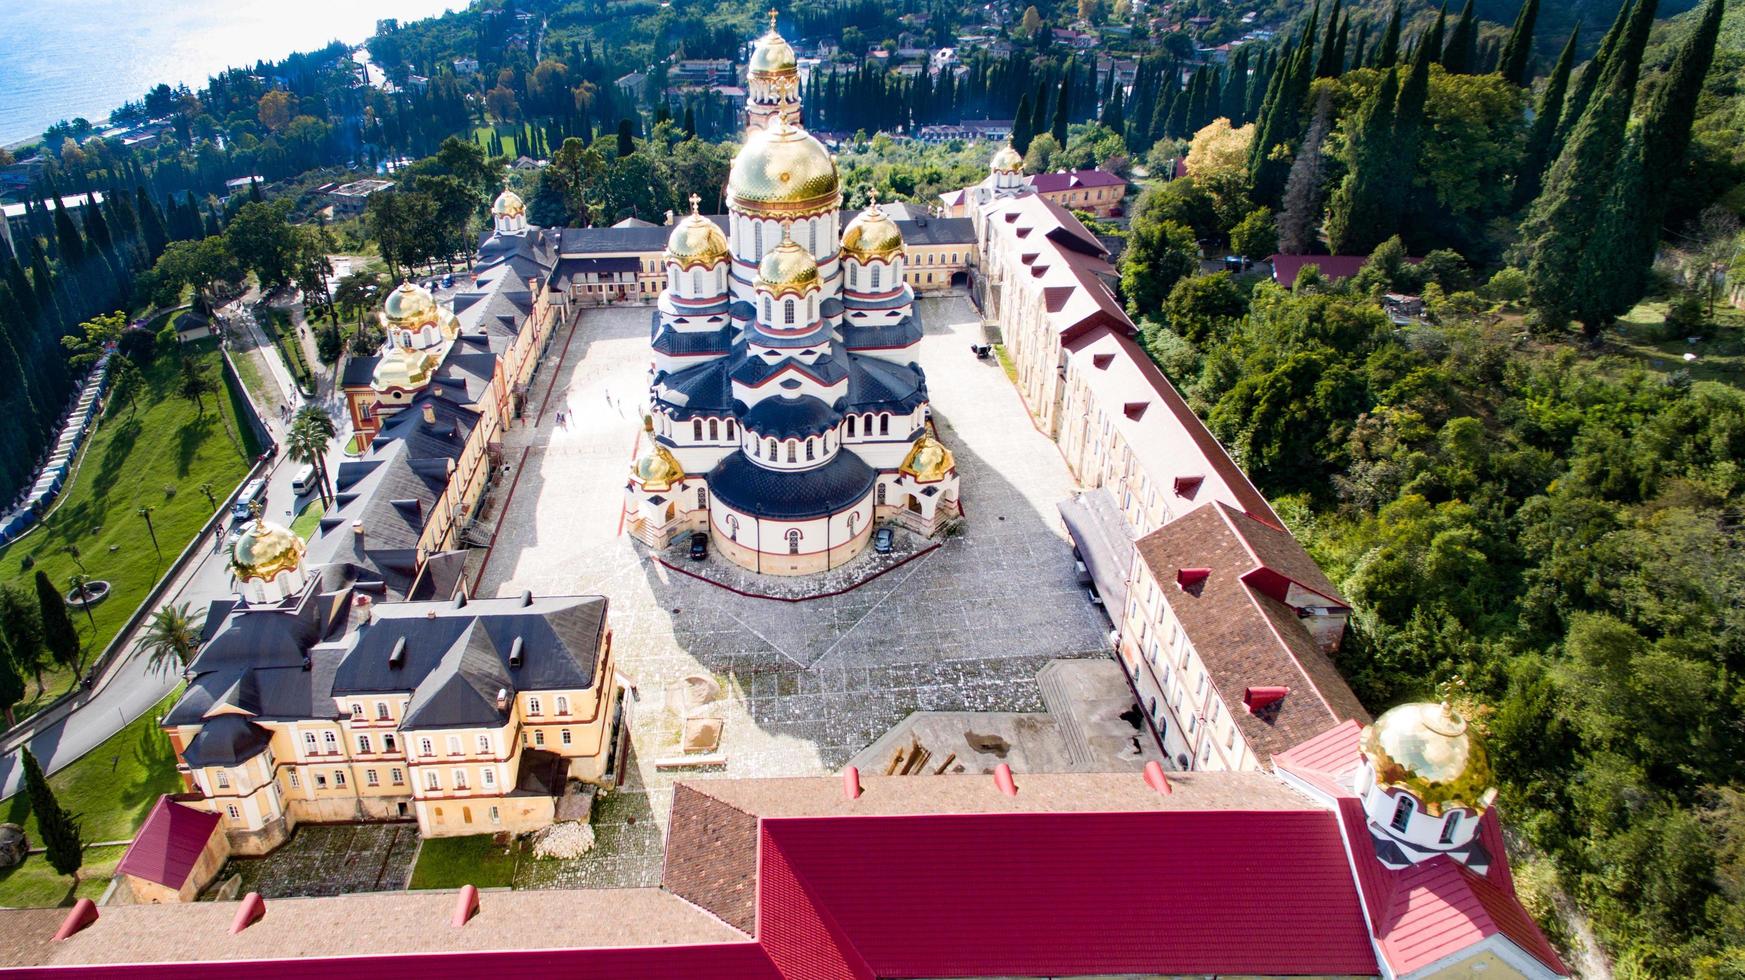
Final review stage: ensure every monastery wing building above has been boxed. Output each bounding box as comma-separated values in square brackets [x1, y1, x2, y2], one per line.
[622, 19, 962, 575]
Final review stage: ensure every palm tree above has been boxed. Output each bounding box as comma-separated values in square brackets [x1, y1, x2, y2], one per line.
[287, 406, 338, 507]
[67, 573, 96, 632]
[141, 602, 204, 674]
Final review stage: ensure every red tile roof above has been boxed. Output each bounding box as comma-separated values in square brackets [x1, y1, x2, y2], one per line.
[115, 797, 221, 889]
[759, 810, 1379, 977]
[1026, 169, 1127, 193]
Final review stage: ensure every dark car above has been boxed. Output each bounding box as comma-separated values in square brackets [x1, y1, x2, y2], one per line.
[688, 532, 709, 560]
[873, 527, 894, 554]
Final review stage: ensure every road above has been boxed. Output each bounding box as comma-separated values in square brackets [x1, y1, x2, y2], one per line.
[0, 295, 354, 800]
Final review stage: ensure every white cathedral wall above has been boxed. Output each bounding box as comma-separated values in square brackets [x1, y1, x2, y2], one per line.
[708, 490, 874, 560]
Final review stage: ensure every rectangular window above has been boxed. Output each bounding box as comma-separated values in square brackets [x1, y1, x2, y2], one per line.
[528, 697, 542, 716]
[334, 771, 347, 788]
[303, 732, 318, 752]
[490, 806, 501, 824]
[366, 769, 380, 786]
[446, 736, 462, 755]
[453, 769, 468, 790]
[357, 735, 371, 754]
[384, 734, 397, 753]
[315, 774, 328, 789]
[425, 771, 440, 790]
[214, 770, 230, 789]
[534, 730, 546, 746]
[561, 729, 573, 746]
[420, 738, 434, 757]
[322, 731, 338, 753]
[482, 768, 496, 787]
[477, 734, 491, 754]
[391, 768, 404, 786]
[227, 805, 240, 820]
[288, 769, 300, 788]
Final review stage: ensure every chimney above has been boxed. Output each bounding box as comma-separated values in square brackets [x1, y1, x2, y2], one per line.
[451, 884, 480, 928]
[230, 893, 266, 934]
[993, 762, 1018, 797]
[1176, 567, 1210, 590]
[388, 637, 405, 669]
[1143, 760, 1172, 795]
[352, 520, 365, 538]
[1243, 686, 1289, 715]
[495, 687, 509, 712]
[422, 404, 437, 424]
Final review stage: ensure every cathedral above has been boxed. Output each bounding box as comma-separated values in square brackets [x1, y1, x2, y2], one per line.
[623, 15, 962, 575]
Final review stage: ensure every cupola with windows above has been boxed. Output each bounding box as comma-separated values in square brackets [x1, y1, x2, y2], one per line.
[840, 188, 907, 299]
[1354, 697, 1498, 866]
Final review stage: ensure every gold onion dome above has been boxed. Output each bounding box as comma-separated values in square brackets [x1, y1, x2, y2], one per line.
[728, 114, 840, 216]
[631, 417, 685, 491]
[757, 227, 821, 297]
[492, 188, 526, 217]
[748, 11, 797, 74]
[990, 142, 1024, 175]
[1360, 701, 1497, 817]
[841, 190, 906, 262]
[382, 280, 437, 327]
[900, 434, 955, 482]
[667, 195, 730, 268]
[229, 518, 306, 584]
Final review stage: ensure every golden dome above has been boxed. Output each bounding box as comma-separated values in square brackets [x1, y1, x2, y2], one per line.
[757, 228, 821, 297]
[229, 519, 306, 584]
[372, 348, 436, 391]
[667, 195, 729, 269]
[1361, 702, 1497, 817]
[728, 115, 841, 218]
[383, 281, 437, 327]
[492, 189, 526, 217]
[990, 142, 1024, 175]
[841, 192, 905, 262]
[900, 434, 955, 482]
[631, 418, 685, 491]
[749, 13, 798, 75]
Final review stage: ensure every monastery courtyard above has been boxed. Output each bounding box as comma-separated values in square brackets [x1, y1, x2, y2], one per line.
[471, 294, 1109, 887]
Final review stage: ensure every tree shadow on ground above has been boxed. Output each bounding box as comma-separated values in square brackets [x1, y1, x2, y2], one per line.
[92, 416, 143, 503]
[176, 414, 215, 479]
[117, 720, 177, 815]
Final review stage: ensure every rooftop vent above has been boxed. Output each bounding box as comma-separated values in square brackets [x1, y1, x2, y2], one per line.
[1174, 475, 1204, 497]
[1091, 353, 1114, 370]
[453, 594, 468, 609]
[352, 520, 365, 537]
[496, 687, 509, 712]
[1244, 686, 1289, 716]
[1177, 567, 1211, 590]
[388, 637, 406, 669]
[993, 763, 1018, 797]
[508, 636, 524, 669]
[520, 589, 534, 607]
[1123, 401, 1149, 421]
[1143, 760, 1172, 795]
[423, 404, 437, 424]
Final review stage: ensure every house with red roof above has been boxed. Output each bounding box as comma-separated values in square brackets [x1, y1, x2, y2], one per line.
[1024, 168, 1128, 216]
[114, 796, 229, 903]
[4, 711, 1566, 979]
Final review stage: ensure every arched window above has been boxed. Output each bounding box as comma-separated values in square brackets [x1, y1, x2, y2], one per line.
[784, 298, 796, 324]
[754, 221, 764, 255]
[879, 414, 890, 435]
[846, 416, 856, 437]
[697, 487, 707, 508]
[877, 483, 887, 505]
[762, 296, 771, 321]
[726, 420, 736, 438]
[1438, 811, 1462, 844]
[557, 695, 570, 715]
[786, 442, 797, 463]
[1390, 796, 1415, 832]
[692, 268, 704, 294]
[807, 221, 817, 253]
[767, 438, 777, 458]
[709, 419, 719, 441]
[870, 265, 881, 290]
[805, 439, 815, 461]
[787, 529, 801, 554]
[693, 419, 703, 441]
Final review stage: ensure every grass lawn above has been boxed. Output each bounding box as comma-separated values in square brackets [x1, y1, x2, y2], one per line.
[290, 500, 325, 539]
[472, 125, 520, 158]
[1609, 297, 1745, 391]
[408, 833, 520, 890]
[0, 342, 256, 715]
[993, 343, 1018, 383]
[0, 846, 125, 909]
[0, 688, 183, 908]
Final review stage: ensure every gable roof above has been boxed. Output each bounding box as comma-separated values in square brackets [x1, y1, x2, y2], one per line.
[1026, 168, 1126, 193]
[115, 797, 221, 889]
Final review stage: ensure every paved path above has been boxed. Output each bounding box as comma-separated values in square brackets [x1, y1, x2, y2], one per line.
[0, 297, 352, 800]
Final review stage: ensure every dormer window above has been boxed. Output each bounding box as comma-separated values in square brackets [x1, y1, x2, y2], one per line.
[1390, 796, 1415, 832]
[1439, 811, 1461, 844]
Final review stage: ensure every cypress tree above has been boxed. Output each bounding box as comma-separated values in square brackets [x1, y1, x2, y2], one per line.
[1552, 0, 1632, 155]
[1012, 92, 1035, 153]
[1030, 80, 1050, 142]
[1496, 0, 1540, 85]
[52, 206, 86, 266]
[1246, 49, 1275, 122]
[36, 569, 81, 676]
[1051, 74, 1071, 146]
[1332, 17, 1352, 75]
[1422, 5, 1449, 70]
[615, 119, 633, 157]
[1388, 24, 1436, 248]
[1608, 0, 1724, 313]
[1350, 23, 1369, 72]
[1376, 3, 1403, 67]
[1100, 85, 1125, 134]
[1326, 67, 1403, 253]
[21, 748, 83, 878]
[1520, 0, 1659, 334]
[1513, 28, 1577, 208]
[1315, 0, 1345, 77]
[1249, 15, 1318, 204]
[1442, 0, 1479, 74]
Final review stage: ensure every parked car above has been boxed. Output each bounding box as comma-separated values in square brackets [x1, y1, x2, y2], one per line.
[873, 527, 894, 554]
[689, 532, 709, 561]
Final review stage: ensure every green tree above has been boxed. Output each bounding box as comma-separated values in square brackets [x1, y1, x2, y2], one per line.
[61, 311, 128, 373]
[225, 200, 300, 292]
[1375, 2, 1403, 67]
[34, 569, 81, 678]
[1440, 0, 1479, 74]
[178, 354, 216, 417]
[0, 585, 47, 695]
[1229, 206, 1277, 259]
[288, 406, 338, 506]
[108, 356, 143, 417]
[1119, 209, 1199, 316]
[1325, 68, 1402, 255]
[0, 637, 24, 725]
[1513, 28, 1577, 209]
[1164, 272, 1247, 344]
[141, 601, 204, 673]
[20, 748, 82, 878]
[150, 236, 241, 314]
[1496, 0, 1540, 85]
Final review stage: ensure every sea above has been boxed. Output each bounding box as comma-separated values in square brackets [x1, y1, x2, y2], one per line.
[0, 0, 466, 147]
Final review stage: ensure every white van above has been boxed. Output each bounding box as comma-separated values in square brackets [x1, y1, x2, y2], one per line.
[291, 465, 316, 497]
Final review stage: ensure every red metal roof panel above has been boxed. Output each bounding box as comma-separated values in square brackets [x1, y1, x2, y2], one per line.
[114, 797, 222, 889]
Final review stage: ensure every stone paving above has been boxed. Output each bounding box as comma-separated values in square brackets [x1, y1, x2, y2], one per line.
[473, 294, 1111, 887]
[214, 823, 420, 899]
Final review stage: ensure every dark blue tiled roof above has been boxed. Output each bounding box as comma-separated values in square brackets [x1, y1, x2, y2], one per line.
[180, 714, 274, 768]
[730, 349, 849, 388]
[653, 323, 735, 357]
[841, 319, 923, 351]
[741, 395, 837, 440]
[844, 355, 927, 412]
[706, 449, 877, 519]
[657, 360, 733, 417]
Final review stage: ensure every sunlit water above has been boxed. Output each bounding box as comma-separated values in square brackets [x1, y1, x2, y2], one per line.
[0, 0, 464, 145]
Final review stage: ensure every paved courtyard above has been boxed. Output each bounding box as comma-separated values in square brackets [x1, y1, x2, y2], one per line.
[213, 823, 420, 899]
[473, 294, 1110, 886]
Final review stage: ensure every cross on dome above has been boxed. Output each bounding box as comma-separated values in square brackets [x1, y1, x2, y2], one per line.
[767, 8, 778, 31]
[689, 192, 702, 215]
